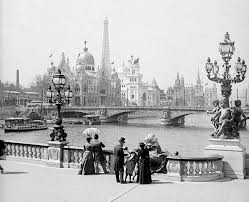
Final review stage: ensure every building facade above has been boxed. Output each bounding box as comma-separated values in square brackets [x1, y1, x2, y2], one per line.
[47, 18, 121, 107]
[204, 83, 218, 107]
[116, 56, 160, 106]
[165, 71, 205, 107]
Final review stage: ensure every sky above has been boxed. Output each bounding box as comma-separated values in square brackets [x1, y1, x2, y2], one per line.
[1, 0, 249, 99]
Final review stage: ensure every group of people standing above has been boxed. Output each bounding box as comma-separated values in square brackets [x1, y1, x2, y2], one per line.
[79, 134, 152, 184]
[113, 137, 152, 184]
[78, 133, 108, 175]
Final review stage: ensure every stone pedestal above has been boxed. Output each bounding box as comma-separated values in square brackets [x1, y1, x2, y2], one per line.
[204, 138, 246, 179]
[46, 141, 69, 168]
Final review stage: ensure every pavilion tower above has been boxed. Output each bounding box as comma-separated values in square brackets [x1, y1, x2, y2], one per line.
[100, 17, 111, 77]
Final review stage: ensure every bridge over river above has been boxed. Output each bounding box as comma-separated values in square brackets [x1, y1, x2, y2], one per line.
[43, 106, 249, 125]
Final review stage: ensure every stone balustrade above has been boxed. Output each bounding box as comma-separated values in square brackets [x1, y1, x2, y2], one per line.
[166, 155, 224, 182]
[2, 140, 114, 173]
[2, 140, 249, 179]
[3, 140, 49, 165]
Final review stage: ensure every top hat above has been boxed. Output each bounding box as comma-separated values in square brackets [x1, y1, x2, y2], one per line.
[139, 142, 145, 147]
[119, 137, 125, 143]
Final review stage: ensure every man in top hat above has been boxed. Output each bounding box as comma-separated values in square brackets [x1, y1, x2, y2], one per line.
[92, 134, 108, 174]
[113, 137, 126, 183]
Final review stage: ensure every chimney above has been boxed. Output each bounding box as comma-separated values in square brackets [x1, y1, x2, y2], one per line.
[16, 69, 19, 90]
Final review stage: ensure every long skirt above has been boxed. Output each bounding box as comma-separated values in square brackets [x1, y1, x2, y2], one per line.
[80, 151, 95, 175]
[137, 159, 152, 184]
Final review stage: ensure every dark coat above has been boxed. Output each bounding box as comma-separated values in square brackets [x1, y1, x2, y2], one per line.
[92, 139, 105, 162]
[113, 144, 125, 172]
[137, 147, 152, 184]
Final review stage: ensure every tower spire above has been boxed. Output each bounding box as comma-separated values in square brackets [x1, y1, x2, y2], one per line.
[101, 17, 111, 77]
[197, 68, 201, 85]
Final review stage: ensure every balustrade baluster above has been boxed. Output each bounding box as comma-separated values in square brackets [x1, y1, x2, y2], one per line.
[28, 146, 32, 158]
[24, 145, 28, 158]
[210, 161, 215, 173]
[200, 161, 206, 175]
[20, 145, 24, 157]
[189, 161, 194, 175]
[183, 161, 188, 175]
[15, 145, 20, 157]
[32, 147, 37, 158]
[12, 144, 16, 156]
[36, 147, 41, 159]
[195, 162, 200, 175]
[206, 161, 211, 174]
[78, 151, 83, 163]
[7, 144, 11, 155]
[74, 151, 79, 163]
[70, 151, 75, 163]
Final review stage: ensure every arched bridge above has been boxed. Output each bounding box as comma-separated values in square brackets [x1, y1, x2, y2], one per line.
[44, 106, 249, 125]
[44, 106, 213, 124]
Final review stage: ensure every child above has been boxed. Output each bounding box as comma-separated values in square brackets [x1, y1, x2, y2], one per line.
[125, 150, 137, 183]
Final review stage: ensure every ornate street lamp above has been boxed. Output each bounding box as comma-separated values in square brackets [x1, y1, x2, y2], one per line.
[205, 32, 247, 107]
[46, 68, 73, 141]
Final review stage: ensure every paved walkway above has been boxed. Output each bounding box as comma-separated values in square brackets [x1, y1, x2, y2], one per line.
[0, 160, 249, 202]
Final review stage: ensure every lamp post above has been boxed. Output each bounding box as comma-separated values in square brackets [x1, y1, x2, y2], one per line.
[46, 68, 73, 141]
[205, 32, 247, 107]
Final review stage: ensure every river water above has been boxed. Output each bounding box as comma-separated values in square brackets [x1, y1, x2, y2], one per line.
[0, 112, 248, 156]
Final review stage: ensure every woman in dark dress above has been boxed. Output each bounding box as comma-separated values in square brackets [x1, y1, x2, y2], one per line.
[79, 135, 95, 175]
[137, 142, 152, 184]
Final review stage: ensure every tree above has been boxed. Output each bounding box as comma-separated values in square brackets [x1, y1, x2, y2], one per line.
[29, 74, 51, 93]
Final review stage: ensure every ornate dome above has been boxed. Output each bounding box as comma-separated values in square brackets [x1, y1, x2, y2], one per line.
[76, 41, 95, 66]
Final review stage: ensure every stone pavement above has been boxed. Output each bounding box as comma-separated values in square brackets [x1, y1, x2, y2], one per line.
[0, 160, 249, 202]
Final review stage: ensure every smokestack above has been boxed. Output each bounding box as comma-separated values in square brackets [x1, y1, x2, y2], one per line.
[16, 69, 19, 90]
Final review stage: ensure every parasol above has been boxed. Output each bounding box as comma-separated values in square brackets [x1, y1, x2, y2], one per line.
[82, 127, 101, 138]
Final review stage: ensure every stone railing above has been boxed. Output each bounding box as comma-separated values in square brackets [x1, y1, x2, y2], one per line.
[2, 140, 114, 173]
[3, 140, 49, 165]
[166, 155, 224, 182]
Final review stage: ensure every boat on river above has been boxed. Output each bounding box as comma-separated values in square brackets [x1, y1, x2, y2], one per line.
[83, 115, 101, 125]
[3, 117, 48, 133]
[160, 117, 185, 126]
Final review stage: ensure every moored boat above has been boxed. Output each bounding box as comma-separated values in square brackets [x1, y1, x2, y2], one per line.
[83, 115, 101, 125]
[3, 117, 48, 133]
[160, 117, 185, 126]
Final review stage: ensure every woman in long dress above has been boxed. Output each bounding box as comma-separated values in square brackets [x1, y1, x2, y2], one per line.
[137, 142, 152, 184]
[79, 135, 95, 175]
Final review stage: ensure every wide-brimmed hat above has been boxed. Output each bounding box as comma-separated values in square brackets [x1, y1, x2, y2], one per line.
[119, 137, 125, 143]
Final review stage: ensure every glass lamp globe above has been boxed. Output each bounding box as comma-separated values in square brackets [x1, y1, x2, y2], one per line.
[219, 32, 235, 62]
[213, 60, 219, 74]
[46, 86, 53, 100]
[235, 57, 242, 74]
[205, 57, 213, 74]
[52, 69, 66, 89]
[65, 86, 73, 101]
